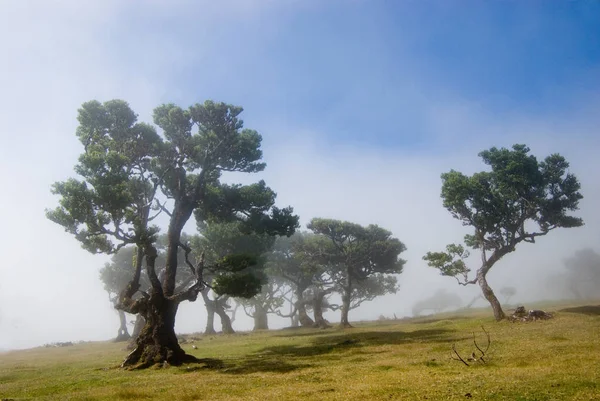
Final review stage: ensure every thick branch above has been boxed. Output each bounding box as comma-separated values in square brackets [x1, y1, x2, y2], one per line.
[115, 246, 146, 314]
[144, 244, 162, 293]
[116, 297, 147, 315]
[482, 246, 513, 274]
[350, 296, 376, 310]
[455, 276, 478, 286]
[242, 303, 256, 318]
[168, 252, 205, 303]
[147, 208, 162, 222]
[179, 241, 197, 276]
[275, 307, 297, 319]
[520, 226, 555, 244]
[87, 226, 131, 244]
[454, 245, 513, 286]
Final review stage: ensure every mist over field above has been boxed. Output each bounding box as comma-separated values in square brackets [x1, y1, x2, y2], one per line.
[1, 1, 599, 351]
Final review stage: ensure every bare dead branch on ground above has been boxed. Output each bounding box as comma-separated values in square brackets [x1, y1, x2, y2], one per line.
[450, 326, 490, 367]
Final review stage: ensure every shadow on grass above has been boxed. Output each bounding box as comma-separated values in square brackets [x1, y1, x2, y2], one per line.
[411, 316, 470, 325]
[261, 329, 455, 359]
[559, 305, 600, 316]
[274, 329, 341, 338]
[222, 358, 312, 374]
[179, 357, 311, 375]
[181, 328, 456, 375]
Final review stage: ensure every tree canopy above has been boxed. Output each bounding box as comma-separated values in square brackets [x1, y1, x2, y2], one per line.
[307, 218, 406, 327]
[47, 99, 298, 368]
[424, 144, 583, 320]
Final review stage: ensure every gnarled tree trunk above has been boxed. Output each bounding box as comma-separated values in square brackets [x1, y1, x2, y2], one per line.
[253, 303, 269, 330]
[201, 290, 217, 335]
[289, 297, 299, 327]
[215, 298, 235, 334]
[295, 287, 314, 327]
[122, 291, 198, 369]
[115, 309, 131, 342]
[118, 244, 199, 369]
[340, 274, 353, 328]
[204, 307, 216, 335]
[339, 293, 352, 327]
[313, 289, 331, 328]
[477, 269, 505, 321]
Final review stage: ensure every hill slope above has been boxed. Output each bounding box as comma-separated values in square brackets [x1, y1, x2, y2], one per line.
[1, 302, 599, 400]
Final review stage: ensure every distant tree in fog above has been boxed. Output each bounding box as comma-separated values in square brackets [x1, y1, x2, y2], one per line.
[412, 289, 462, 316]
[271, 232, 343, 328]
[190, 221, 277, 334]
[499, 286, 517, 305]
[307, 218, 406, 327]
[345, 274, 399, 311]
[267, 232, 325, 328]
[563, 248, 600, 299]
[424, 144, 584, 321]
[238, 280, 290, 330]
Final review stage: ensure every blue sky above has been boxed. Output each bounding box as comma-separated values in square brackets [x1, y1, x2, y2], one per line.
[1, 0, 599, 349]
[163, 0, 600, 148]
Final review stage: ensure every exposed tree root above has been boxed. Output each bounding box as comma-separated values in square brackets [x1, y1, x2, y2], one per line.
[122, 344, 201, 370]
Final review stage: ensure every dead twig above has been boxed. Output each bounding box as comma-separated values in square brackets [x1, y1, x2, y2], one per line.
[451, 344, 470, 366]
[450, 326, 491, 367]
[472, 325, 490, 363]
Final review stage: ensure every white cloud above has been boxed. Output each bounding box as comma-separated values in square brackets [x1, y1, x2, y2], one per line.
[250, 112, 600, 323]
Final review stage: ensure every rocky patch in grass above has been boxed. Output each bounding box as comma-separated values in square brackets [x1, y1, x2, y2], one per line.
[508, 306, 554, 322]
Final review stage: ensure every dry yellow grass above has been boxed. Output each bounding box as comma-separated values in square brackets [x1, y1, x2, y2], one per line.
[1, 301, 599, 400]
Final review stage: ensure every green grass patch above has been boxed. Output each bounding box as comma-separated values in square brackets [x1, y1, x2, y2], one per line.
[1, 301, 599, 400]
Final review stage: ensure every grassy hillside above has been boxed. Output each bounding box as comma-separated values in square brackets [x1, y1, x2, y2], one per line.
[1, 302, 599, 400]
